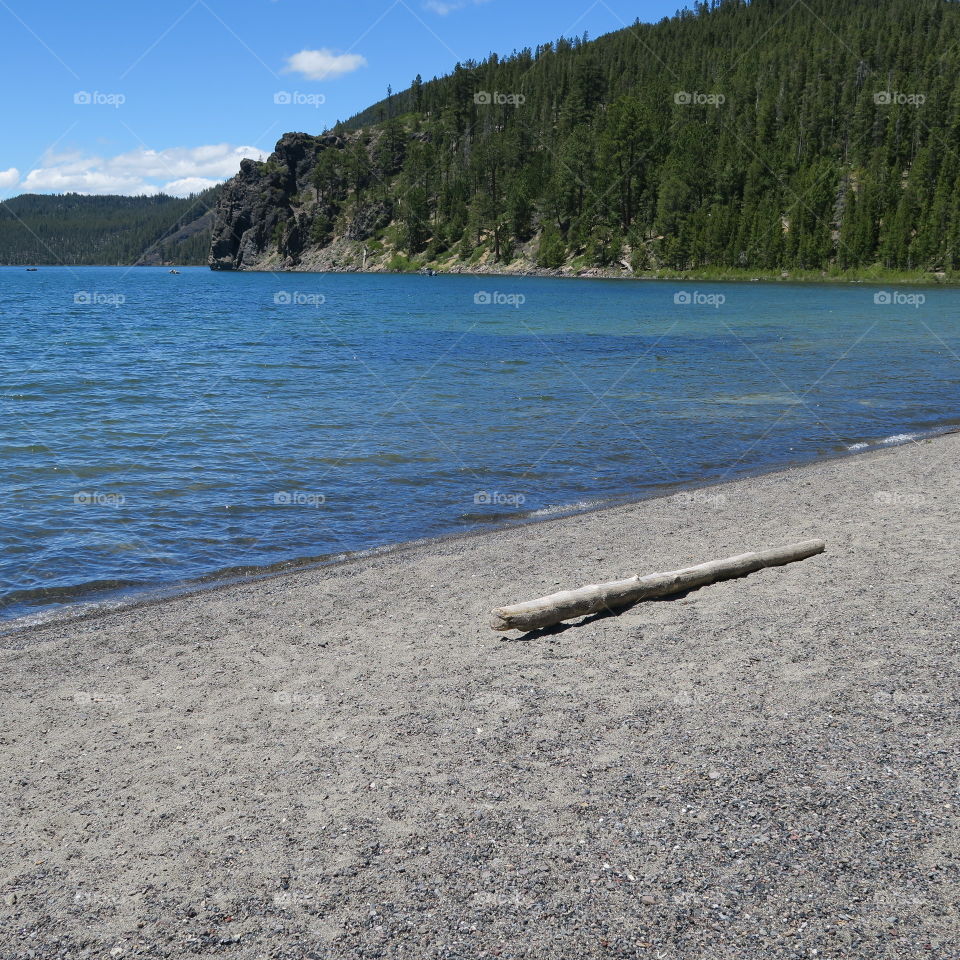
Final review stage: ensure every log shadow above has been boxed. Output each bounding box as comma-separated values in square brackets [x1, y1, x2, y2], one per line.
[500, 610, 610, 642]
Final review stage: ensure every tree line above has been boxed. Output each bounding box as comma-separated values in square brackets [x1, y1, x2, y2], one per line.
[0, 190, 220, 266]
[290, 0, 960, 273]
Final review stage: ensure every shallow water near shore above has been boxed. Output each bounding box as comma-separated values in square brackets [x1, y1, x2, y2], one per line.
[3, 266, 959, 625]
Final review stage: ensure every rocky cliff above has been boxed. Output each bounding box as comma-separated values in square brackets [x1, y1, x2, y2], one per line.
[207, 127, 583, 277]
[210, 133, 335, 271]
[209, 130, 400, 273]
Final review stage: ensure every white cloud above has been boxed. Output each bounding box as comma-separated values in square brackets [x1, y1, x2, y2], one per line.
[0, 167, 19, 189]
[424, 0, 489, 13]
[283, 48, 367, 81]
[162, 176, 222, 195]
[19, 144, 266, 197]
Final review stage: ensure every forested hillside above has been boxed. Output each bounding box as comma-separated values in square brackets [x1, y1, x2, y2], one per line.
[0, 190, 220, 266]
[210, 0, 960, 276]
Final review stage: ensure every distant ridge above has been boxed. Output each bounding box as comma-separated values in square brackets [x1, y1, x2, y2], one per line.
[0, 189, 221, 266]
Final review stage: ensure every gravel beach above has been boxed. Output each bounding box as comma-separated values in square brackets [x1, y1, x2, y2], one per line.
[1, 434, 958, 959]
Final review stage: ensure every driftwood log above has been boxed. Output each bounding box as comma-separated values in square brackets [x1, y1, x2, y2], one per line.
[491, 539, 825, 633]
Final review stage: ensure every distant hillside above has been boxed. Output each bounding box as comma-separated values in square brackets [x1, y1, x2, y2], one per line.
[0, 189, 221, 266]
[210, 0, 960, 277]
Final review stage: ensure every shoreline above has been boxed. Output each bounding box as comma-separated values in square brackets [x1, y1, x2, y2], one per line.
[4, 422, 956, 641]
[218, 265, 960, 285]
[11, 262, 960, 285]
[2, 428, 958, 955]
[250, 266, 960, 285]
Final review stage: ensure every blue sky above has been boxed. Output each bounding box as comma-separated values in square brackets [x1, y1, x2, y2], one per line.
[0, 0, 685, 198]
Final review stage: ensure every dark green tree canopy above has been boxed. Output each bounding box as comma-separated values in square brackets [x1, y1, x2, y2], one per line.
[313, 0, 960, 272]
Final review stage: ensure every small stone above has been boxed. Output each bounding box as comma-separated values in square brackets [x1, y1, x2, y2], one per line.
[640, 894, 658, 905]
[3, 893, 16, 906]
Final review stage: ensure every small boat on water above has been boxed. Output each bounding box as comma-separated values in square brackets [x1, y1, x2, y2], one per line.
[169, 269, 181, 275]
[26, 267, 38, 272]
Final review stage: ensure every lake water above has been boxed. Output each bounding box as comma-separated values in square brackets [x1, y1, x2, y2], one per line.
[3, 267, 959, 625]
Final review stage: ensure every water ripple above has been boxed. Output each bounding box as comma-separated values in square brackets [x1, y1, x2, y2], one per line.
[2, 267, 959, 620]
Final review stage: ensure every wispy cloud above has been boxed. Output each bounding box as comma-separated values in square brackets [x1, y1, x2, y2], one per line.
[18, 144, 266, 197]
[283, 48, 367, 81]
[423, 0, 490, 14]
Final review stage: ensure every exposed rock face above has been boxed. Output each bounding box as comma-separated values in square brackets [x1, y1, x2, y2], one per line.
[207, 128, 621, 277]
[209, 133, 344, 271]
[345, 200, 392, 242]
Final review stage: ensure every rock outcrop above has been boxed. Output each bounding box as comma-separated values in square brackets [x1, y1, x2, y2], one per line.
[209, 132, 345, 271]
[207, 129, 629, 277]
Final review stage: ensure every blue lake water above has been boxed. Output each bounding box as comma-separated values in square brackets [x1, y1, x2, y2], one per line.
[3, 266, 959, 624]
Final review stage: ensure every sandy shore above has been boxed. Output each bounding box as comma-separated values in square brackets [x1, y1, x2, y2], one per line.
[2, 434, 959, 958]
